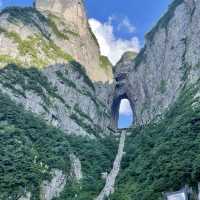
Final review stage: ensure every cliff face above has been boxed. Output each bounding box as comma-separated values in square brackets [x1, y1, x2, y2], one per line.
[0, 0, 114, 137]
[35, 0, 87, 35]
[0, 63, 113, 138]
[113, 0, 200, 125]
[35, 0, 114, 82]
[0, 1, 113, 82]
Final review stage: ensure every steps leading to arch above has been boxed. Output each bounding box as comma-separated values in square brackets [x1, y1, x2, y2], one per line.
[95, 130, 126, 200]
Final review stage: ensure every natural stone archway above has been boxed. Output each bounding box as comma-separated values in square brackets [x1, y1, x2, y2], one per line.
[111, 93, 135, 129]
[111, 70, 136, 130]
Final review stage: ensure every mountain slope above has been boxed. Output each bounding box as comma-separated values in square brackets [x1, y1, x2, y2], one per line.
[0, 4, 113, 82]
[0, 63, 113, 138]
[0, 91, 118, 200]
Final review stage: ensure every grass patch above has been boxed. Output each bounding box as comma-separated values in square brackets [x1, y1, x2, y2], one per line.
[0, 7, 74, 68]
[0, 55, 21, 66]
[100, 55, 113, 74]
[0, 27, 73, 68]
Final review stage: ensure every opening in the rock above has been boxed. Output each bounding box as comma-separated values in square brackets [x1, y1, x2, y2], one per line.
[111, 93, 135, 129]
[118, 99, 133, 129]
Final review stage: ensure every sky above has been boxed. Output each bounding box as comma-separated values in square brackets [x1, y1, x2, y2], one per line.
[0, 0, 173, 128]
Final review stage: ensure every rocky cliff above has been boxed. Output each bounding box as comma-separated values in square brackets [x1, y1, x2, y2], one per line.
[0, 63, 114, 138]
[0, 0, 115, 138]
[113, 0, 200, 125]
[0, 0, 113, 82]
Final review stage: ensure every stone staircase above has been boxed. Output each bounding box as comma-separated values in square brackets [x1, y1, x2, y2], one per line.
[95, 130, 126, 200]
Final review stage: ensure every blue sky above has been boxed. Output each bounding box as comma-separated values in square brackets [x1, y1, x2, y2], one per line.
[0, 0, 173, 128]
[87, 0, 172, 42]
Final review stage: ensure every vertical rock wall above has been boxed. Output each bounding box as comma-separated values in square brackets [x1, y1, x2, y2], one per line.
[114, 0, 200, 125]
[35, 0, 113, 82]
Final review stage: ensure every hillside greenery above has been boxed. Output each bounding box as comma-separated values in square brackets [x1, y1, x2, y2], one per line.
[0, 92, 71, 200]
[100, 56, 112, 72]
[111, 82, 200, 200]
[0, 91, 118, 200]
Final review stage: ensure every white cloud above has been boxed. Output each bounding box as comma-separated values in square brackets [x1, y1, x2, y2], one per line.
[89, 18, 140, 65]
[119, 99, 133, 116]
[117, 16, 136, 33]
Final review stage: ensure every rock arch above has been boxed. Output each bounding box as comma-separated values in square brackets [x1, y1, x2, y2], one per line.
[111, 93, 135, 129]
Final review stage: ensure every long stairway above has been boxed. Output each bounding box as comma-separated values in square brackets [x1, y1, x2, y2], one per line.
[95, 130, 126, 200]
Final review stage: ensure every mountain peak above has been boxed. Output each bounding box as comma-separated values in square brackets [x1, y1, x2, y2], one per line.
[35, 0, 84, 13]
[35, 0, 87, 33]
[0, 1, 113, 82]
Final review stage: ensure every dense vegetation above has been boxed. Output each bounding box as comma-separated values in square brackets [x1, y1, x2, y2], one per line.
[54, 135, 118, 200]
[111, 82, 200, 200]
[0, 91, 118, 200]
[0, 92, 71, 200]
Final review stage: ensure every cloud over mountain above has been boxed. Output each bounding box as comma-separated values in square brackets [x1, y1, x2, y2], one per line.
[89, 17, 140, 65]
[119, 99, 133, 116]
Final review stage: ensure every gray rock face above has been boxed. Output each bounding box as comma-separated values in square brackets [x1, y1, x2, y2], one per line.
[0, 63, 112, 138]
[113, 0, 200, 125]
[19, 156, 82, 200]
[18, 192, 31, 200]
[0, 2, 113, 82]
[70, 153, 83, 182]
[40, 169, 66, 200]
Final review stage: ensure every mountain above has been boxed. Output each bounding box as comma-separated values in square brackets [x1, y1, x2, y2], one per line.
[111, 0, 200, 199]
[113, 0, 198, 125]
[0, 0, 113, 82]
[1, 0, 200, 199]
